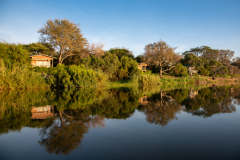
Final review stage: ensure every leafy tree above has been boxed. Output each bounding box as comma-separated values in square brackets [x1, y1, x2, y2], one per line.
[38, 19, 87, 64]
[201, 47, 219, 62]
[143, 40, 181, 78]
[170, 63, 188, 77]
[181, 53, 204, 72]
[199, 68, 210, 76]
[113, 56, 139, 80]
[209, 60, 228, 79]
[22, 42, 56, 56]
[87, 42, 105, 57]
[183, 46, 219, 61]
[135, 55, 143, 63]
[109, 48, 134, 60]
[101, 52, 120, 79]
[218, 49, 234, 65]
[0, 42, 31, 68]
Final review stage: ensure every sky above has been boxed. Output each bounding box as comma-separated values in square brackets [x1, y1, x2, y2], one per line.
[0, 0, 240, 57]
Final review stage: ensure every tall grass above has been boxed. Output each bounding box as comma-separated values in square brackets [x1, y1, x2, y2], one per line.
[129, 72, 209, 86]
[138, 74, 161, 85]
[130, 73, 161, 85]
[0, 59, 48, 90]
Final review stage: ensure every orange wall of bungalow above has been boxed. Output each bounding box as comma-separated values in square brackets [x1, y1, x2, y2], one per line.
[30, 55, 54, 67]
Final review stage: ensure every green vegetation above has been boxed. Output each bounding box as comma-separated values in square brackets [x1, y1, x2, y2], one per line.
[0, 42, 48, 90]
[0, 61, 48, 90]
[0, 42, 31, 68]
[1, 18, 240, 90]
[41, 64, 108, 89]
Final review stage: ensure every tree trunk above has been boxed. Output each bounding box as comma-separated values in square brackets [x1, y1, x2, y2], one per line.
[159, 67, 163, 78]
[212, 71, 216, 80]
[59, 110, 64, 127]
[58, 46, 63, 64]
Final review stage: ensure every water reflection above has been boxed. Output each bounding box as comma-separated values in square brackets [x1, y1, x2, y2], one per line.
[31, 105, 55, 119]
[180, 86, 236, 117]
[39, 111, 105, 155]
[139, 90, 182, 126]
[0, 85, 240, 155]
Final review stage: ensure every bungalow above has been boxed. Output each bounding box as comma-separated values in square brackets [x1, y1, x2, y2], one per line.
[138, 63, 149, 72]
[30, 54, 56, 67]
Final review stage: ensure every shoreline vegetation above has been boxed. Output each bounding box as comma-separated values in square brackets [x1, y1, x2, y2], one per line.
[1, 60, 240, 91]
[1, 18, 240, 91]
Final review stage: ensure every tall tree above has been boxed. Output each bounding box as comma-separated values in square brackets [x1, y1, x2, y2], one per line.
[38, 19, 87, 64]
[209, 60, 228, 79]
[87, 42, 105, 57]
[143, 40, 180, 78]
[22, 42, 56, 56]
[183, 46, 219, 61]
[218, 49, 234, 65]
[108, 48, 134, 60]
[135, 55, 143, 63]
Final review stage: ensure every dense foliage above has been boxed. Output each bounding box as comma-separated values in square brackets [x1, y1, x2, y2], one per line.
[0, 42, 31, 68]
[0, 58, 48, 90]
[35, 64, 108, 89]
[80, 52, 139, 81]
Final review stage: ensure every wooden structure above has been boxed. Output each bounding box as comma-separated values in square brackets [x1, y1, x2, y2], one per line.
[31, 105, 55, 119]
[138, 63, 149, 72]
[30, 54, 56, 67]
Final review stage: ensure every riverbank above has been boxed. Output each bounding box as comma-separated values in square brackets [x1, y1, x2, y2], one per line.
[107, 75, 240, 87]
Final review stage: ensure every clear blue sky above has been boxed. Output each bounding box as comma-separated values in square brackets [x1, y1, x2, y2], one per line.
[0, 0, 240, 57]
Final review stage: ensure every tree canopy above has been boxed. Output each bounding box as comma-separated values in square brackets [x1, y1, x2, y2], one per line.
[22, 42, 56, 56]
[143, 40, 181, 77]
[38, 19, 87, 64]
[108, 48, 134, 60]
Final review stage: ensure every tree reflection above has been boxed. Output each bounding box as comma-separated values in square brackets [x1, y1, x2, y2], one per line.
[181, 86, 236, 117]
[139, 90, 182, 126]
[1, 85, 240, 155]
[39, 109, 105, 155]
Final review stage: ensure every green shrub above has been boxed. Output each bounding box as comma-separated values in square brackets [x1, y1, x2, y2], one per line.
[170, 63, 188, 77]
[44, 64, 108, 89]
[138, 74, 161, 85]
[199, 68, 210, 76]
[0, 42, 31, 69]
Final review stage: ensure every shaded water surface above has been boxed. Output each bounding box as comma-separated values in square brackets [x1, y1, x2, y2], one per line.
[0, 85, 240, 160]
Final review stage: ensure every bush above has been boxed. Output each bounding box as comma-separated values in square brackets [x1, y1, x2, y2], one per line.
[0, 59, 48, 90]
[0, 42, 31, 69]
[199, 68, 210, 76]
[138, 74, 161, 85]
[170, 63, 188, 77]
[44, 64, 108, 89]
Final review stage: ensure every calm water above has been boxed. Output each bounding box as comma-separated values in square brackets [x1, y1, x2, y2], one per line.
[0, 85, 240, 160]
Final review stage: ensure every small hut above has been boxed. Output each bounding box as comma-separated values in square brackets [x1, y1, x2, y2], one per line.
[138, 63, 149, 72]
[30, 54, 56, 67]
